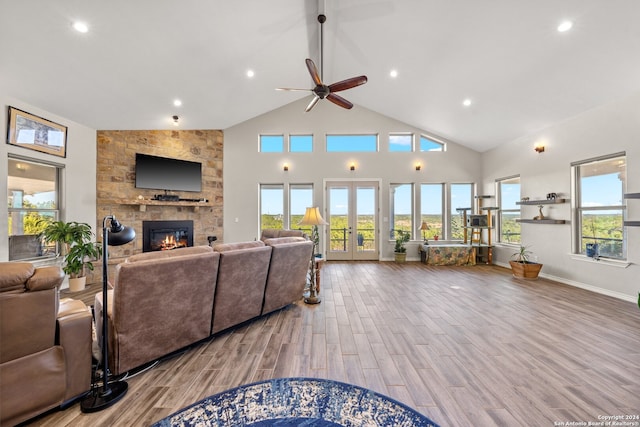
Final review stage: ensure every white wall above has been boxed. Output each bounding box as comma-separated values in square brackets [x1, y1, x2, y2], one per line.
[224, 97, 481, 260]
[1, 95, 97, 262]
[482, 91, 640, 302]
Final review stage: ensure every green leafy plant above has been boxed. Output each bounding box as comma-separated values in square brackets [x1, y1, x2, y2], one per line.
[511, 245, 534, 264]
[38, 220, 93, 256]
[38, 220, 101, 277]
[64, 241, 101, 278]
[394, 229, 410, 253]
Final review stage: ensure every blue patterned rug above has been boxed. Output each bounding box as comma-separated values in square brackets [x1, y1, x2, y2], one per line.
[152, 377, 439, 426]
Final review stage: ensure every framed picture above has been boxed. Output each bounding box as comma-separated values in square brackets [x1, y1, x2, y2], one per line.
[7, 106, 67, 158]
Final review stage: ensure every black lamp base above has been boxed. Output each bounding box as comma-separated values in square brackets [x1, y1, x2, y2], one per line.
[80, 380, 128, 413]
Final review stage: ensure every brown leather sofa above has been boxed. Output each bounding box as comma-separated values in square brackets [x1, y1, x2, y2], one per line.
[95, 238, 312, 375]
[0, 262, 92, 427]
[95, 245, 220, 375]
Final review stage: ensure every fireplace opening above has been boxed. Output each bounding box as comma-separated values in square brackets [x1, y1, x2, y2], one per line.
[142, 220, 194, 252]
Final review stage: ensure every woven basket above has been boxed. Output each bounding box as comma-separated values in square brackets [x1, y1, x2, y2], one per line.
[509, 260, 542, 280]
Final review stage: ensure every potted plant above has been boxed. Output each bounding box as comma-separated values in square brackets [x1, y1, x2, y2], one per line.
[39, 220, 101, 291]
[394, 229, 410, 263]
[64, 240, 101, 291]
[509, 245, 543, 279]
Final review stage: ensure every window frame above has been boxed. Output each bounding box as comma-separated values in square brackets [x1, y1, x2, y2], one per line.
[419, 183, 444, 240]
[572, 153, 626, 260]
[326, 134, 378, 152]
[259, 134, 285, 153]
[390, 183, 414, 239]
[496, 175, 521, 245]
[7, 156, 62, 260]
[389, 133, 413, 152]
[419, 134, 445, 152]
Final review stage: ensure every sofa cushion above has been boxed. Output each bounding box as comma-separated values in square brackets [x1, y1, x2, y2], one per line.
[125, 245, 213, 263]
[0, 262, 34, 293]
[213, 240, 265, 252]
[263, 237, 306, 246]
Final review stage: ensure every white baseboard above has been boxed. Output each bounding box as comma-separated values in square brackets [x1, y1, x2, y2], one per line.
[495, 261, 637, 303]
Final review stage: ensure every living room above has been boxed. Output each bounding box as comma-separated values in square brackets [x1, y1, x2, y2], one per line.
[1, 1, 640, 426]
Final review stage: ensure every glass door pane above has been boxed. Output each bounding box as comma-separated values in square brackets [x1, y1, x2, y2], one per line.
[327, 181, 378, 261]
[355, 185, 377, 259]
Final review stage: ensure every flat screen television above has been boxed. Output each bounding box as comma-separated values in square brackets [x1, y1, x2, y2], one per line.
[135, 153, 202, 192]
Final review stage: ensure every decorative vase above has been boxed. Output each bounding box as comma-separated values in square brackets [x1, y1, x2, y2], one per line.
[585, 243, 599, 258]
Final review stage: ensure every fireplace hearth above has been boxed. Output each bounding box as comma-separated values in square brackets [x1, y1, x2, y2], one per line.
[142, 220, 194, 252]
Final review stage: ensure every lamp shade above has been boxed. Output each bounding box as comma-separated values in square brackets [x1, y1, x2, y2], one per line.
[298, 207, 328, 226]
[420, 221, 429, 231]
[107, 219, 136, 246]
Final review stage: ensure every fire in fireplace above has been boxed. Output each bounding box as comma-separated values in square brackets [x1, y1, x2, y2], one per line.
[142, 220, 194, 252]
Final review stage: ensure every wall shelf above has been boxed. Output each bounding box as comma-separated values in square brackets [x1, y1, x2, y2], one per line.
[516, 219, 566, 224]
[516, 198, 568, 205]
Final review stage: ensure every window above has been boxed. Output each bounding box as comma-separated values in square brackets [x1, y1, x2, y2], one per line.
[260, 135, 284, 152]
[450, 183, 473, 240]
[419, 135, 444, 152]
[7, 157, 61, 260]
[326, 134, 377, 152]
[497, 176, 521, 244]
[420, 184, 443, 239]
[573, 154, 626, 259]
[260, 184, 284, 230]
[390, 183, 413, 238]
[389, 133, 413, 152]
[290, 135, 313, 152]
[290, 184, 313, 235]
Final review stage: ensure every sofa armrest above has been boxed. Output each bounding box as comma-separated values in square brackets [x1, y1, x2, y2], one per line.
[57, 299, 92, 401]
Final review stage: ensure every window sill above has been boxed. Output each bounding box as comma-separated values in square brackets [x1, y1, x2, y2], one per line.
[569, 254, 631, 268]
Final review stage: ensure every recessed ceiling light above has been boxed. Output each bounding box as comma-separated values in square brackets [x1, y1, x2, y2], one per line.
[173, 99, 182, 107]
[557, 20, 573, 32]
[72, 21, 89, 33]
[246, 69, 255, 78]
[389, 69, 398, 78]
[463, 99, 472, 107]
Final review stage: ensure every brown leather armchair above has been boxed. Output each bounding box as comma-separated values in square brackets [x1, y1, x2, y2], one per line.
[0, 262, 93, 426]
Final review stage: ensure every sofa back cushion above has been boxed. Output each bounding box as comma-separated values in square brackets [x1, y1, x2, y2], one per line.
[111, 250, 219, 374]
[0, 264, 64, 363]
[262, 239, 314, 314]
[211, 244, 272, 334]
[260, 229, 308, 241]
[125, 245, 213, 263]
[213, 240, 265, 252]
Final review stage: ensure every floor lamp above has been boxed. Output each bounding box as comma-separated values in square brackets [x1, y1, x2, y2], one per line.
[298, 207, 327, 304]
[81, 215, 135, 413]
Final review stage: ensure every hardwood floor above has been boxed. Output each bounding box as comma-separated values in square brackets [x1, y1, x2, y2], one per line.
[33, 262, 640, 426]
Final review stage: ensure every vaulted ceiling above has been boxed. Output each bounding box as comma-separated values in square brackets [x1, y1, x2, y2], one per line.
[1, 0, 639, 152]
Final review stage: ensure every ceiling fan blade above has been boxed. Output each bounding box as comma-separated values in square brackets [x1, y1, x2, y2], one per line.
[276, 87, 312, 92]
[328, 75, 368, 93]
[305, 58, 323, 86]
[305, 95, 321, 112]
[326, 93, 353, 109]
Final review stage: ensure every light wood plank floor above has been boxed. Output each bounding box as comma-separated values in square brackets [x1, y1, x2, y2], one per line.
[30, 262, 640, 426]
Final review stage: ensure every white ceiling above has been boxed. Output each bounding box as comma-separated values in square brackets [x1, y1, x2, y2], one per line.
[1, 0, 639, 152]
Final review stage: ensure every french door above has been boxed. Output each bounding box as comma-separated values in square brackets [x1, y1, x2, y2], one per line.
[325, 180, 379, 261]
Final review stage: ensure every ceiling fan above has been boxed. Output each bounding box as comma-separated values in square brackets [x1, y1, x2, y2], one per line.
[277, 14, 368, 112]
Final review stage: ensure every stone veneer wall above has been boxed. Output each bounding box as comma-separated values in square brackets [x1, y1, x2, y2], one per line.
[96, 130, 223, 269]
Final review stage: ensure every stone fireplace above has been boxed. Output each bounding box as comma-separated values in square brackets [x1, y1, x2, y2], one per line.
[143, 220, 194, 252]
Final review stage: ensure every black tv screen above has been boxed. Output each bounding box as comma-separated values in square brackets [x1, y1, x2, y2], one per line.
[135, 153, 202, 192]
